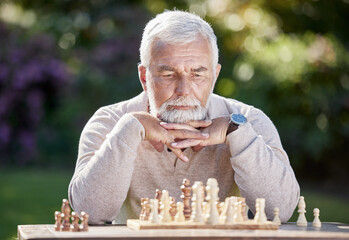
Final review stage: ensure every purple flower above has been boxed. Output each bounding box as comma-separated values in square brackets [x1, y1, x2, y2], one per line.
[18, 130, 36, 152]
[0, 23, 70, 165]
[0, 122, 11, 144]
[9, 48, 24, 65]
[12, 70, 28, 90]
[0, 64, 9, 83]
[46, 59, 70, 86]
[0, 90, 17, 116]
[25, 60, 44, 83]
[27, 90, 43, 124]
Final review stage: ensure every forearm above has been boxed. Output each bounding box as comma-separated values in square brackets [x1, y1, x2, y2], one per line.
[227, 123, 300, 222]
[68, 114, 144, 224]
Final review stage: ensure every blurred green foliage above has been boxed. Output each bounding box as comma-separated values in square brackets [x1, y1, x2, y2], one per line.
[0, 0, 348, 186]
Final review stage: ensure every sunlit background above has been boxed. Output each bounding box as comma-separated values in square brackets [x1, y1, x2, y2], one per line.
[0, 0, 348, 239]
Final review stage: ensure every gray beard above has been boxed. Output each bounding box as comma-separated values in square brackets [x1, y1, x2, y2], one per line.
[147, 92, 208, 123]
[157, 102, 207, 123]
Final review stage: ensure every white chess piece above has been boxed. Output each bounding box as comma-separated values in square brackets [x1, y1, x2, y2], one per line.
[296, 196, 308, 227]
[254, 198, 267, 223]
[192, 181, 204, 223]
[258, 198, 267, 223]
[149, 199, 160, 223]
[225, 197, 236, 224]
[205, 178, 220, 224]
[273, 207, 281, 225]
[254, 198, 259, 222]
[312, 208, 321, 228]
[234, 201, 244, 223]
[219, 197, 229, 224]
[203, 202, 209, 218]
[175, 202, 185, 222]
[160, 190, 172, 222]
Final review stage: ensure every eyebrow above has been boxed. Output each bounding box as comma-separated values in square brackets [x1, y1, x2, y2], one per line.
[156, 65, 208, 72]
[191, 66, 208, 72]
[157, 65, 175, 72]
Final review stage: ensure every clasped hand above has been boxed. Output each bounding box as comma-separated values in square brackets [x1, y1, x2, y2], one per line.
[132, 112, 230, 162]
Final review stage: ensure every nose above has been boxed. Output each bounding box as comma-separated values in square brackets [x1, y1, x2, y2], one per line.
[175, 78, 192, 96]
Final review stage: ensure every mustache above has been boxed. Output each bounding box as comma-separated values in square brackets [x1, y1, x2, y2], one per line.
[164, 96, 201, 107]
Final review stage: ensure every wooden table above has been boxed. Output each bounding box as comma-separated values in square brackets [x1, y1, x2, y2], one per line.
[18, 222, 349, 240]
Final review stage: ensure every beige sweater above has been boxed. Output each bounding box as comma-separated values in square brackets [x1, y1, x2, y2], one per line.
[68, 92, 300, 224]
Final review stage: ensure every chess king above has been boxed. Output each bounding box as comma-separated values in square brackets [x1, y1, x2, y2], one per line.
[68, 10, 300, 224]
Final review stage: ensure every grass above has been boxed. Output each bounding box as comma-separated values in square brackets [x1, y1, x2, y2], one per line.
[288, 189, 349, 223]
[1, 169, 348, 240]
[0, 168, 72, 240]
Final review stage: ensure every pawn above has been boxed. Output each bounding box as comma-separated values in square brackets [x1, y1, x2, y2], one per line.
[175, 202, 185, 222]
[312, 208, 321, 228]
[80, 211, 89, 231]
[54, 211, 62, 231]
[71, 212, 80, 232]
[273, 207, 281, 225]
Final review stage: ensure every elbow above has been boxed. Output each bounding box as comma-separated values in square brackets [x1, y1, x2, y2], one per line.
[68, 179, 120, 224]
[279, 182, 300, 222]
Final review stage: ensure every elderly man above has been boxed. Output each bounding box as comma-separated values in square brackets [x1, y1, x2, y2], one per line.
[68, 10, 300, 224]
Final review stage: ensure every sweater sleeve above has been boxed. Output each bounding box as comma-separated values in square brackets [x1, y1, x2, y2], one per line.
[226, 107, 300, 222]
[68, 108, 145, 224]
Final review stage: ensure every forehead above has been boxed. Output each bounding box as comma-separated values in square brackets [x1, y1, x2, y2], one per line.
[150, 38, 213, 70]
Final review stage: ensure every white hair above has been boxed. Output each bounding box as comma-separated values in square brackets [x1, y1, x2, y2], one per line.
[140, 10, 219, 69]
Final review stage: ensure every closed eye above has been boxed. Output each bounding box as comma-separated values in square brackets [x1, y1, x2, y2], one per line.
[163, 74, 175, 78]
[191, 73, 202, 78]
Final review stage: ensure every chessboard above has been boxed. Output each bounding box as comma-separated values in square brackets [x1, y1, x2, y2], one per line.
[127, 219, 279, 230]
[51, 178, 323, 234]
[128, 178, 280, 231]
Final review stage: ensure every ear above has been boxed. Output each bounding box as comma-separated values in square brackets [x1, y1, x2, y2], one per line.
[138, 64, 147, 91]
[213, 64, 221, 85]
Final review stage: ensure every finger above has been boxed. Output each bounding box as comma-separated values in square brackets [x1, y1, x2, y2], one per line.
[160, 122, 197, 131]
[186, 119, 212, 128]
[167, 146, 189, 162]
[168, 129, 209, 140]
[170, 139, 203, 149]
[161, 130, 190, 162]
